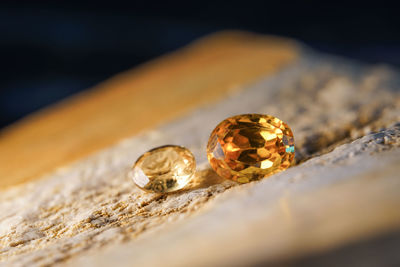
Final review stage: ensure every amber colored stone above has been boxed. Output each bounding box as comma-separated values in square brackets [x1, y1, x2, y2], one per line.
[129, 145, 196, 193]
[207, 114, 295, 183]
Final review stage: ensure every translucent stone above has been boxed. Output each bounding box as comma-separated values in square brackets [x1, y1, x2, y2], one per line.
[207, 114, 295, 183]
[130, 145, 196, 193]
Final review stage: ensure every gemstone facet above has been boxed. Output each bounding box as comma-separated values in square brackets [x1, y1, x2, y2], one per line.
[130, 145, 196, 193]
[207, 114, 294, 183]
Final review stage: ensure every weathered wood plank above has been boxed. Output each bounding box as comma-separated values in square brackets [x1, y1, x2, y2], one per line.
[0, 31, 298, 189]
[0, 32, 399, 266]
[75, 126, 400, 267]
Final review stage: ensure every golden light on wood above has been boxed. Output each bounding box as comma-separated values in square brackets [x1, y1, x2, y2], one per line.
[0, 31, 298, 189]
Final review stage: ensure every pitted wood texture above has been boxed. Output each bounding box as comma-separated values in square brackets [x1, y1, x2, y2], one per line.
[0, 31, 298, 189]
[75, 126, 400, 267]
[0, 43, 399, 266]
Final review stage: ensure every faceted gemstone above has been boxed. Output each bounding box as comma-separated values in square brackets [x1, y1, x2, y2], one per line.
[129, 145, 196, 193]
[207, 114, 295, 183]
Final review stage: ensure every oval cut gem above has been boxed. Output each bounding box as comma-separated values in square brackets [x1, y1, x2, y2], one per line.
[207, 114, 295, 183]
[130, 145, 196, 193]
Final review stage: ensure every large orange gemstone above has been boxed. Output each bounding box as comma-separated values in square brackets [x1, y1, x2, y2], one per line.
[207, 114, 295, 183]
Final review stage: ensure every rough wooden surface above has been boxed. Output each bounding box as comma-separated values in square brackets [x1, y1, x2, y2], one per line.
[0, 32, 400, 266]
[76, 126, 400, 267]
[0, 31, 297, 189]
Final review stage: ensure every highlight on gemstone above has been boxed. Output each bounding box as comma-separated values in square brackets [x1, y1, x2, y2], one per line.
[129, 145, 196, 193]
[207, 114, 295, 183]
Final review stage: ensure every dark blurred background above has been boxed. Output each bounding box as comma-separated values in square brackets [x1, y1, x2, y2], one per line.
[1, 1, 399, 129]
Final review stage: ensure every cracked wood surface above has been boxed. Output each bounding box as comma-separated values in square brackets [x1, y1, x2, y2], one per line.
[0, 32, 400, 266]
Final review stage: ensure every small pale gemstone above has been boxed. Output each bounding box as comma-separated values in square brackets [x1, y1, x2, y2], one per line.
[207, 114, 295, 183]
[129, 145, 196, 193]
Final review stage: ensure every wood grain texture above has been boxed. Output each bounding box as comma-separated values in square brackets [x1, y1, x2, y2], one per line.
[0, 32, 400, 267]
[75, 127, 400, 267]
[0, 31, 298, 189]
